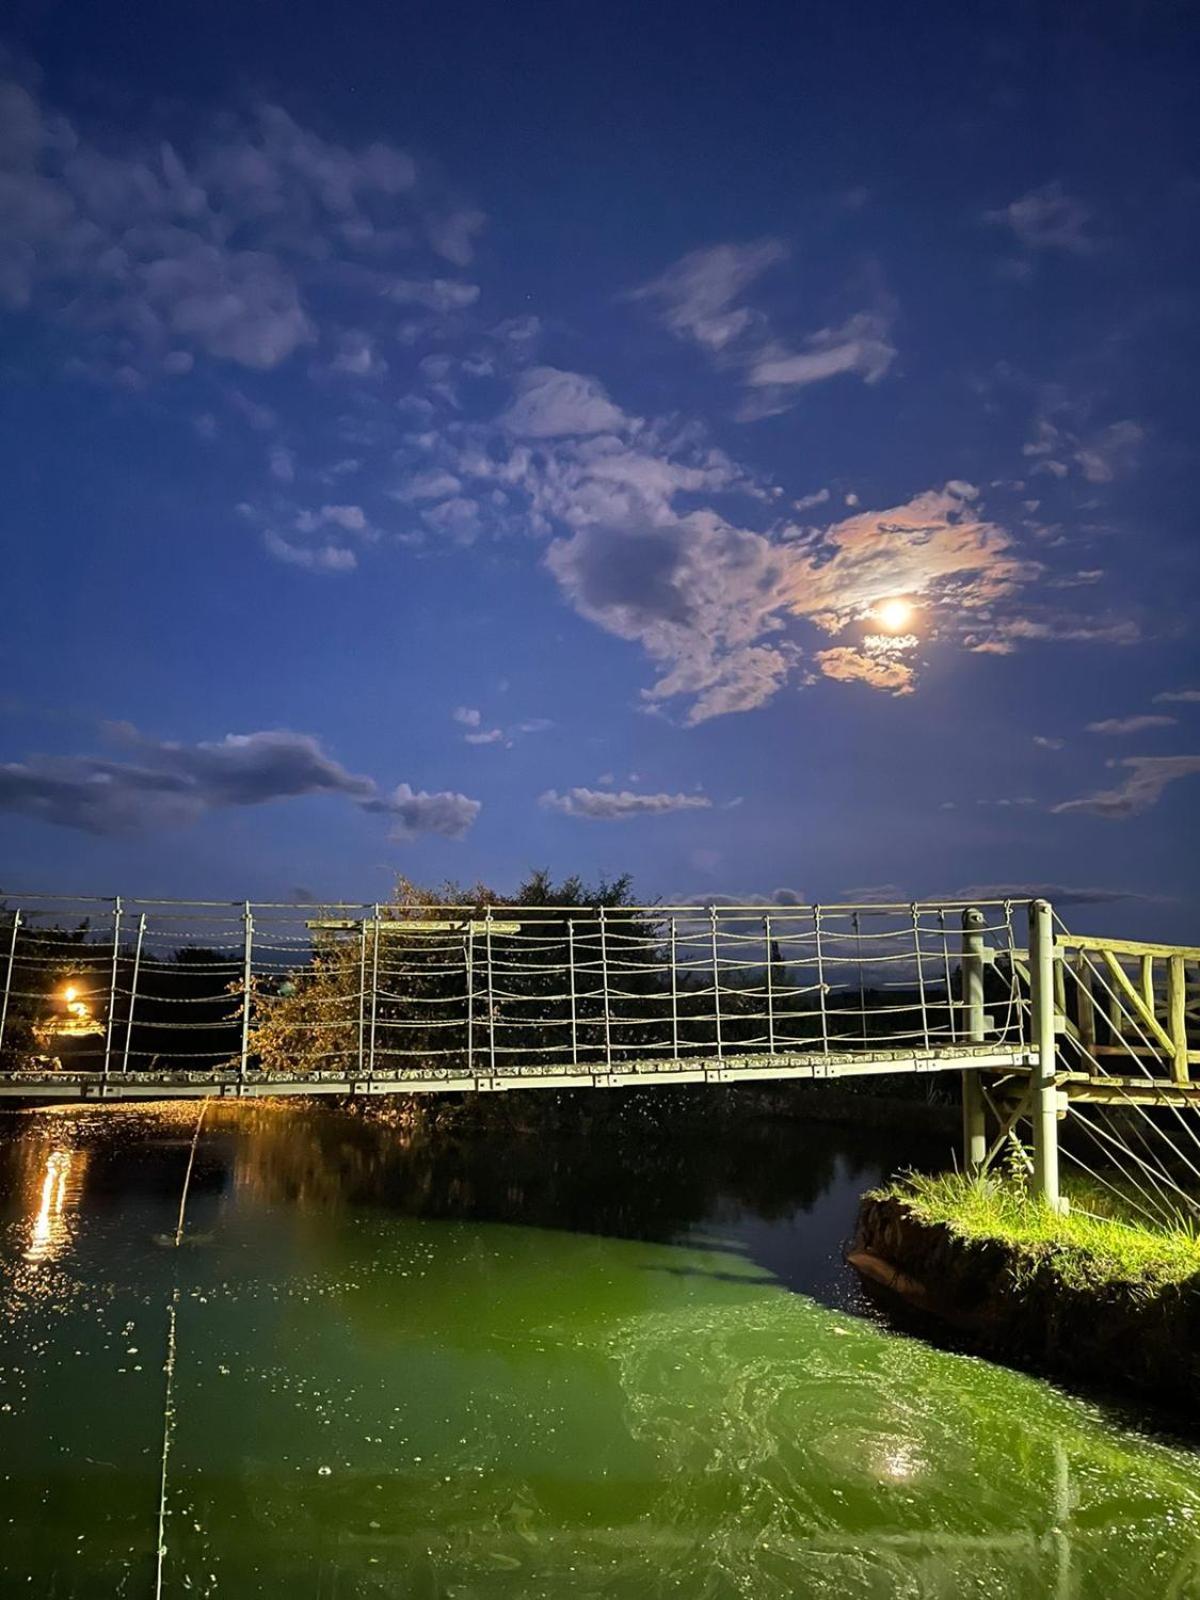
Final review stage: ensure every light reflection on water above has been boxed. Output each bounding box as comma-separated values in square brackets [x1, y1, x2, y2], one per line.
[0, 1097, 1198, 1597]
[25, 1146, 85, 1264]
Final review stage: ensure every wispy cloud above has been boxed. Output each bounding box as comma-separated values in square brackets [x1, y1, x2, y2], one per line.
[539, 787, 712, 820]
[947, 882, 1152, 907]
[629, 240, 895, 419]
[0, 78, 482, 379]
[1024, 406, 1143, 485]
[1053, 756, 1200, 818]
[1154, 689, 1200, 704]
[628, 239, 786, 352]
[1085, 715, 1176, 736]
[0, 726, 481, 838]
[451, 706, 552, 748]
[738, 312, 896, 420]
[985, 182, 1098, 255]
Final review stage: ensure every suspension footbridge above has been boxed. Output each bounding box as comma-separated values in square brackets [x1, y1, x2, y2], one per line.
[1, 892, 1197, 1210]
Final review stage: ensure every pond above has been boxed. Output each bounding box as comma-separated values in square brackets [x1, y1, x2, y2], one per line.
[1, 1094, 1198, 1597]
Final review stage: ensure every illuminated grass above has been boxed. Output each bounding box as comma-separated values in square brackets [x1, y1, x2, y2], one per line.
[874, 1170, 1200, 1293]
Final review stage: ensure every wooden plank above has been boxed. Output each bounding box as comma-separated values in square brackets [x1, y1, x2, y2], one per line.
[1100, 951, 1177, 1056]
[1168, 953, 1189, 1085]
[1057, 933, 1200, 960]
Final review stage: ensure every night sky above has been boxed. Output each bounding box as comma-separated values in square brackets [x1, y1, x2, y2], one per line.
[0, 2, 1197, 933]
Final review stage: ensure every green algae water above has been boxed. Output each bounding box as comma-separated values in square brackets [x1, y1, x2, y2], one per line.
[2, 1098, 1199, 1597]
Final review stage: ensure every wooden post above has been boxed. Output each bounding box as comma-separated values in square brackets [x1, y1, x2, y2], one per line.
[1029, 899, 1062, 1211]
[1075, 953, 1096, 1056]
[1168, 955, 1189, 1086]
[960, 907, 987, 1172]
[0, 910, 20, 1058]
[1140, 954, 1156, 1017]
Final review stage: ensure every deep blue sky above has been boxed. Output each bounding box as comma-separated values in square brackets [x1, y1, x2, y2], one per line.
[0, 1, 1197, 933]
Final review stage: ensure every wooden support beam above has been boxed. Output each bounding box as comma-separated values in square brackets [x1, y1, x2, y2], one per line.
[1099, 950, 1177, 1057]
[1168, 954, 1189, 1086]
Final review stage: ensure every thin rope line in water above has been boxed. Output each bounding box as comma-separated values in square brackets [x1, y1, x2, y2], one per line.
[153, 1100, 209, 1600]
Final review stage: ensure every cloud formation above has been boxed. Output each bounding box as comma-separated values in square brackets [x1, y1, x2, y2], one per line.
[1085, 715, 1175, 736]
[985, 183, 1097, 255]
[0, 727, 480, 838]
[499, 367, 630, 438]
[1052, 756, 1200, 818]
[0, 78, 482, 378]
[539, 787, 712, 820]
[546, 480, 1026, 718]
[629, 239, 785, 352]
[629, 240, 896, 418]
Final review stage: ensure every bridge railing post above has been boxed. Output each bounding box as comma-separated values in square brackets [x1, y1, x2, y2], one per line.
[566, 919, 577, 1070]
[960, 907, 988, 1172]
[102, 896, 122, 1084]
[763, 914, 775, 1055]
[598, 906, 612, 1069]
[368, 905, 380, 1078]
[668, 917, 679, 1060]
[121, 912, 145, 1075]
[0, 909, 20, 1060]
[1029, 898, 1062, 1210]
[710, 908, 723, 1061]
[814, 906, 829, 1055]
[357, 916, 368, 1076]
[239, 902, 254, 1083]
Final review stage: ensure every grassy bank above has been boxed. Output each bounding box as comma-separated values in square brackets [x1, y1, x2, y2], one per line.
[873, 1170, 1200, 1294]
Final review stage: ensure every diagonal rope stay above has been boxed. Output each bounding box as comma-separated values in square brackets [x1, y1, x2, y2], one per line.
[1055, 946, 1200, 1205]
[153, 1098, 209, 1600]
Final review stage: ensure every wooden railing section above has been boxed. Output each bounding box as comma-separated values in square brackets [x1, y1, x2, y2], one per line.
[1055, 935, 1199, 1086]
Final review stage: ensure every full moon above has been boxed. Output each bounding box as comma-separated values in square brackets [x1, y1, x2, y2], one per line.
[876, 597, 914, 632]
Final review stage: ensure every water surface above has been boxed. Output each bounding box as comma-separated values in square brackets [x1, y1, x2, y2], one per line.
[1, 1096, 1198, 1597]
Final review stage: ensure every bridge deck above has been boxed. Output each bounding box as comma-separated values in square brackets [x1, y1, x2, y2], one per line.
[0, 1042, 1030, 1101]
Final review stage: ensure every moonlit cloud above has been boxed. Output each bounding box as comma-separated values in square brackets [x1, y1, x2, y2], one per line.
[1024, 407, 1143, 484]
[985, 182, 1097, 254]
[262, 530, 358, 572]
[629, 240, 895, 418]
[369, 782, 481, 839]
[814, 647, 914, 694]
[0, 726, 481, 838]
[1053, 756, 1200, 818]
[539, 787, 712, 819]
[739, 312, 896, 419]
[498, 367, 631, 438]
[0, 78, 482, 378]
[1086, 715, 1176, 736]
[629, 239, 786, 351]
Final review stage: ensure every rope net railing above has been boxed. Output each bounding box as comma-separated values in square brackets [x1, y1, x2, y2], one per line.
[0, 894, 1028, 1081]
